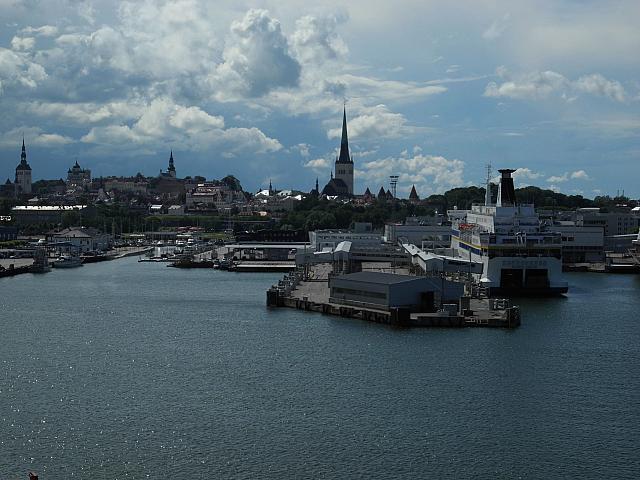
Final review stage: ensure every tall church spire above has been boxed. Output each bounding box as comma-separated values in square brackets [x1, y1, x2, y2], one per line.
[21, 136, 27, 164]
[168, 149, 175, 171]
[337, 106, 352, 164]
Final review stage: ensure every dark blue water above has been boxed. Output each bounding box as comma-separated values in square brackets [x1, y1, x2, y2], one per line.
[1, 258, 639, 479]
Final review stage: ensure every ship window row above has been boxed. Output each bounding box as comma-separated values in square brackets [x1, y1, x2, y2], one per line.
[488, 250, 561, 259]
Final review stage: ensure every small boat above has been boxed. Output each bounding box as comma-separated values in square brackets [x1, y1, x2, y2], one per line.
[52, 254, 83, 268]
[215, 259, 237, 271]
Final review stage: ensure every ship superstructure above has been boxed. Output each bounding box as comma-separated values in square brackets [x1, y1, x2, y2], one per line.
[450, 168, 568, 296]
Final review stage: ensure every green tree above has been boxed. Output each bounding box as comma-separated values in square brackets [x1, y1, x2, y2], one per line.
[221, 175, 243, 191]
[304, 211, 337, 230]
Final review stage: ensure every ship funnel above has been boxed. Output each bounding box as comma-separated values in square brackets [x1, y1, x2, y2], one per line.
[497, 169, 516, 207]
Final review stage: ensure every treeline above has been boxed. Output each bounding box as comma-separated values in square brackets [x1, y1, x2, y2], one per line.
[278, 186, 635, 232]
[280, 196, 435, 231]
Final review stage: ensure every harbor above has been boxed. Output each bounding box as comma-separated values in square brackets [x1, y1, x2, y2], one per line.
[1, 256, 638, 478]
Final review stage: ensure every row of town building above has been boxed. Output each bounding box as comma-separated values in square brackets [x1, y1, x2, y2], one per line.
[303, 205, 640, 265]
[1, 109, 426, 211]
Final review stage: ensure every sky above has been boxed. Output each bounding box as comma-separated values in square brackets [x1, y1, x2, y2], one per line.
[0, 0, 639, 198]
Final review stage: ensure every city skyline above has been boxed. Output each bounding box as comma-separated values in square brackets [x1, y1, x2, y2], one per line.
[1, 1, 639, 197]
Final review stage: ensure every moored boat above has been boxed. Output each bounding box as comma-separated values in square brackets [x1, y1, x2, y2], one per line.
[52, 254, 83, 268]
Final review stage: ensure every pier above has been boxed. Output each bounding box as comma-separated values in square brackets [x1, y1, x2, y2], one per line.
[267, 264, 520, 328]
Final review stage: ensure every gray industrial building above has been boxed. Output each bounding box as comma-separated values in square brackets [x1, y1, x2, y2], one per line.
[329, 271, 464, 312]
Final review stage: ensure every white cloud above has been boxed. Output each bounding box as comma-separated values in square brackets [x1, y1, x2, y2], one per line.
[291, 14, 348, 64]
[292, 143, 310, 157]
[513, 168, 543, 180]
[80, 96, 280, 155]
[0, 47, 47, 92]
[338, 73, 447, 103]
[22, 100, 144, 124]
[117, 0, 218, 77]
[303, 158, 330, 172]
[485, 68, 628, 102]
[359, 151, 465, 195]
[570, 170, 589, 180]
[213, 9, 301, 99]
[20, 25, 59, 37]
[11, 36, 35, 51]
[547, 173, 569, 183]
[0, 126, 72, 147]
[327, 104, 411, 140]
[574, 74, 626, 102]
[484, 70, 568, 100]
[547, 170, 590, 183]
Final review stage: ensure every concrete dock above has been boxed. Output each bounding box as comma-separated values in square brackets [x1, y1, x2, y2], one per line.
[268, 264, 520, 328]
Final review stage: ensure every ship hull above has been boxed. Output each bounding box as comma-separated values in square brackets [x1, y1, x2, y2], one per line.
[487, 285, 568, 297]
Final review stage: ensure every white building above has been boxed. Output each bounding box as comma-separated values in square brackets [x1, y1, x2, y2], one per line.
[384, 223, 452, 249]
[576, 208, 640, 236]
[46, 227, 113, 253]
[309, 229, 382, 251]
[553, 223, 605, 263]
[186, 182, 245, 210]
[11, 205, 89, 225]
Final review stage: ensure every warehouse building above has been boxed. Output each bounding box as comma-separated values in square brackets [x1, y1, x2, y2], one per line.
[329, 271, 463, 312]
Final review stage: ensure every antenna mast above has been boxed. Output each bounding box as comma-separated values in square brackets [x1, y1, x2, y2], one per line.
[390, 175, 399, 199]
[484, 163, 492, 206]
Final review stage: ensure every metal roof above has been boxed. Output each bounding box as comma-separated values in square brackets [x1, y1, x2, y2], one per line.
[335, 271, 427, 285]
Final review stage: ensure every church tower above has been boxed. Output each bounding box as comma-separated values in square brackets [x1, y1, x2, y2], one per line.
[168, 150, 176, 178]
[15, 137, 32, 195]
[334, 107, 354, 196]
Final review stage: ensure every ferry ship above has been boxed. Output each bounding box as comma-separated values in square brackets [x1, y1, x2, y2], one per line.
[450, 168, 568, 296]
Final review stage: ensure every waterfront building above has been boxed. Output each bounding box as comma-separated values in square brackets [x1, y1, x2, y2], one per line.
[67, 160, 91, 188]
[309, 227, 382, 252]
[15, 138, 32, 195]
[604, 233, 639, 253]
[384, 222, 452, 249]
[11, 205, 89, 225]
[576, 208, 640, 236]
[553, 223, 605, 263]
[321, 108, 354, 197]
[235, 229, 307, 243]
[46, 227, 113, 253]
[329, 271, 463, 312]
[449, 169, 568, 296]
